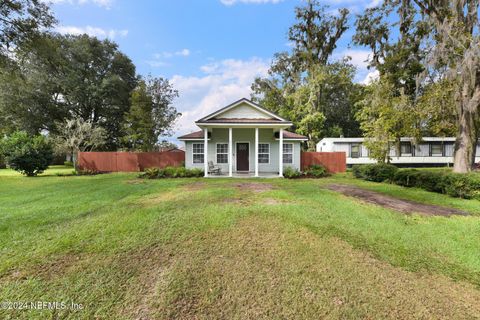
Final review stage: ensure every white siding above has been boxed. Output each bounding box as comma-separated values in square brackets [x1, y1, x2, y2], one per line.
[317, 139, 334, 152]
[361, 144, 369, 157]
[184, 128, 302, 173]
[389, 146, 397, 157]
[214, 102, 272, 119]
[185, 141, 205, 170]
[415, 143, 429, 157]
[317, 137, 480, 165]
[334, 143, 349, 154]
[445, 142, 455, 157]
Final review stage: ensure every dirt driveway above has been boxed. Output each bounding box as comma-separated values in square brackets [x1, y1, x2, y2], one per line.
[326, 184, 468, 217]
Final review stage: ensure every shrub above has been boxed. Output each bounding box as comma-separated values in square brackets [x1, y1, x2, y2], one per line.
[351, 165, 364, 179]
[352, 163, 398, 182]
[442, 173, 480, 199]
[64, 160, 74, 167]
[415, 171, 446, 193]
[392, 169, 420, 187]
[186, 168, 203, 177]
[139, 166, 203, 179]
[0, 131, 53, 176]
[304, 164, 329, 178]
[377, 167, 480, 199]
[283, 167, 302, 179]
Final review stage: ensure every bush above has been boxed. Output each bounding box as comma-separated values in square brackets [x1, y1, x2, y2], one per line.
[351, 165, 364, 179]
[365, 167, 480, 199]
[0, 131, 53, 176]
[139, 166, 203, 179]
[304, 164, 329, 178]
[64, 160, 74, 167]
[352, 163, 398, 182]
[283, 167, 302, 179]
[443, 174, 480, 199]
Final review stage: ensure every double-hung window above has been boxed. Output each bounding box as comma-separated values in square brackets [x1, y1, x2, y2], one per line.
[401, 142, 412, 156]
[350, 144, 360, 158]
[216, 143, 228, 164]
[192, 143, 204, 164]
[431, 143, 443, 156]
[283, 143, 293, 164]
[258, 143, 270, 163]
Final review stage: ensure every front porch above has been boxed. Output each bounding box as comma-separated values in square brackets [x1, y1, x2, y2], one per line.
[205, 171, 282, 178]
[201, 127, 288, 178]
[178, 98, 308, 178]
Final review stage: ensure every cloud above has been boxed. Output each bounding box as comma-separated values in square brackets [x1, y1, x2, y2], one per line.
[220, 0, 283, 5]
[45, 0, 113, 8]
[154, 49, 191, 59]
[320, 0, 382, 13]
[145, 61, 170, 68]
[362, 70, 379, 84]
[333, 49, 377, 83]
[55, 25, 128, 39]
[366, 0, 382, 8]
[170, 57, 270, 137]
[148, 49, 191, 68]
[334, 49, 372, 69]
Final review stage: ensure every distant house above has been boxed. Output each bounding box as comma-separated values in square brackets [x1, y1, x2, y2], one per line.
[317, 137, 474, 166]
[178, 98, 307, 177]
[159, 147, 184, 153]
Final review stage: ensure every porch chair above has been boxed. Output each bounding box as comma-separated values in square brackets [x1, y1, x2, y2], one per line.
[208, 161, 222, 175]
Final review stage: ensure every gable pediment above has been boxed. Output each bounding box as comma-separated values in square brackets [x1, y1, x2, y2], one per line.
[196, 98, 288, 123]
[213, 102, 273, 120]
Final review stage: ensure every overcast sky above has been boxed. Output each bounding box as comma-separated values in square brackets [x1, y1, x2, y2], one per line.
[48, 0, 380, 143]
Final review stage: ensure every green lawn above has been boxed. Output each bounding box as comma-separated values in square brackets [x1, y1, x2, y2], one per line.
[1, 169, 479, 319]
[0, 165, 75, 177]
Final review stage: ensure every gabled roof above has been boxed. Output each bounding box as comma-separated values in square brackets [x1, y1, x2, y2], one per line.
[177, 131, 204, 140]
[195, 98, 291, 124]
[178, 130, 307, 141]
[277, 131, 309, 140]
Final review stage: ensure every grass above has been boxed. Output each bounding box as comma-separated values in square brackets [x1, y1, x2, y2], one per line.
[0, 165, 74, 177]
[0, 168, 479, 319]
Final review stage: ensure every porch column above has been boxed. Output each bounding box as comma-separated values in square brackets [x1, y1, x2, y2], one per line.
[228, 127, 233, 177]
[204, 128, 208, 177]
[255, 127, 259, 177]
[279, 128, 283, 177]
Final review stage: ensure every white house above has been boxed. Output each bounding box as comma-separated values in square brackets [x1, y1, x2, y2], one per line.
[317, 137, 480, 166]
[178, 98, 307, 177]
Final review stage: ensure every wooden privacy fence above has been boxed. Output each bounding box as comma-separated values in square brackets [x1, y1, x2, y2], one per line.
[78, 151, 185, 172]
[301, 152, 346, 173]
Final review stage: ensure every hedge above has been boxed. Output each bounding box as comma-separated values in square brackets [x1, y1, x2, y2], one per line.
[283, 164, 330, 179]
[353, 163, 480, 199]
[139, 166, 204, 179]
[352, 163, 398, 182]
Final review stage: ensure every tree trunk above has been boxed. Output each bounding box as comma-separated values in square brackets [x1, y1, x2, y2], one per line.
[453, 81, 480, 173]
[72, 151, 78, 171]
[453, 109, 477, 173]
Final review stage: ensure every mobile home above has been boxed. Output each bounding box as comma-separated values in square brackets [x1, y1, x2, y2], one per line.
[317, 137, 480, 166]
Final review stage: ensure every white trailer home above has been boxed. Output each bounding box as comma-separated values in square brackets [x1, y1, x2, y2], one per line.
[317, 137, 480, 166]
